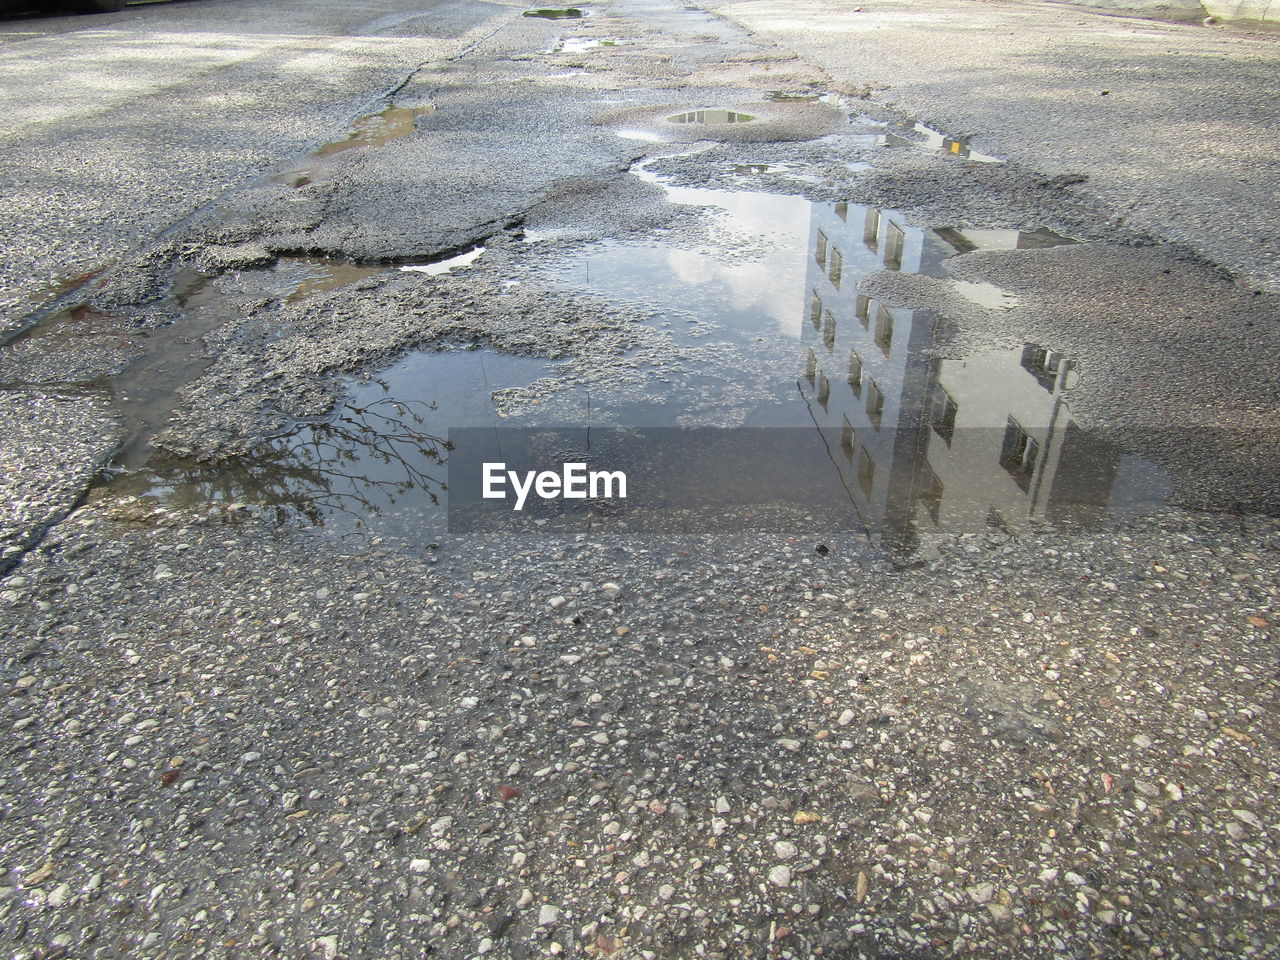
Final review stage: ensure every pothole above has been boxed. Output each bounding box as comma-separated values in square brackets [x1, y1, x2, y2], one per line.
[4, 247, 492, 475]
[273, 103, 435, 187]
[104, 348, 554, 541]
[667, 109, 755, 125]
[314, 104, 435, 158]
[399, 247, 485, 276]
[86, 156, 1169, 552]
[523, 6, 587, 17]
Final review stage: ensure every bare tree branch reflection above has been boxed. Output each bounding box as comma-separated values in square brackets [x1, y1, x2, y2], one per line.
[111, 394, 455, 529]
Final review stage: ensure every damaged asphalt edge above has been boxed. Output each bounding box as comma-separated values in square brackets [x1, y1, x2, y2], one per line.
[0, 440, 120, 579]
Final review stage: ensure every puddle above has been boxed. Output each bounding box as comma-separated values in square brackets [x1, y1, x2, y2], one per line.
[881, 121, 1002, 163]
[667, 109, 755, 125]
[272, 103, 434, 187]
[399, 247, 485, 276]
[282, 259, 385, 301]
[951, 280, 1021, 310]
[7, 246, 495, 474]
[552, 37, 615, 52]
[615, 128, 668, 143]
[313, 104, 434, 159]
[523, 6, 587, 17]
[106, 349, 555, 540]
[94, 159, 1172, 552]
[522, 167, 1171, 547]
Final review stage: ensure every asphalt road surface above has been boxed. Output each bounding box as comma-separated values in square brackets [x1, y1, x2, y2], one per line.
[0, 1, 1277, 958]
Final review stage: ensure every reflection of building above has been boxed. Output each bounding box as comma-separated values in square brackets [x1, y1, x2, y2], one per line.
[799, 201, 1134, 552]
[879, 121, 1002, 164]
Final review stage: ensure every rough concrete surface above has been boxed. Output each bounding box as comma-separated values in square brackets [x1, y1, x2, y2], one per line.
[706, 0, 1280, 291]
[0, 0, 1277, 958]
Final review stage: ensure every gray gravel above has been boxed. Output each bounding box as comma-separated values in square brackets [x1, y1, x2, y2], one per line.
[0, 391, 119, 569]
[0, 501, 1276, 958]
[0, 0, 1277, 957]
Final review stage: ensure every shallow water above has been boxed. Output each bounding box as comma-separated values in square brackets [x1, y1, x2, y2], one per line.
[99, 160, 1173, 551]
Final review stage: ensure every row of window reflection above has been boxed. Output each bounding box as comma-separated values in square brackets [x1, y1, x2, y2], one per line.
[810, 291, 896, 358]
[814, 207, 907, 288]
[805, 347, 885, 428]
[803, 340, 1074, 509]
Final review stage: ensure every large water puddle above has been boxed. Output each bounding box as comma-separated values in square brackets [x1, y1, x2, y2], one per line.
[88, 165, 1170, 552]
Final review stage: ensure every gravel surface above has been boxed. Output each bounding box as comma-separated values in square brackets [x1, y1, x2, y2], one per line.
[0, 0, 1277, 957]
[0, 502, 1276, 958]
[0, 392, 119, 569]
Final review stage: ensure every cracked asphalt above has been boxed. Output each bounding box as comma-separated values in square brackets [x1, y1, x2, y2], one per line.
[0, 1, 1277, 958]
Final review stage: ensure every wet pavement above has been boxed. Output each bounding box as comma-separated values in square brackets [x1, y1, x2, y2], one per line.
[0, 0, 1278, 958]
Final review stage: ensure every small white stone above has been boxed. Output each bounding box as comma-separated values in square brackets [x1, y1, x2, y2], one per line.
[538, 904, 559, 926]
[967, 883, 995, 904]
[601, 582, 622, 599]
[774, 841, 798, 861]
[409, 859, 431, 874]
[837, 709, 856, 726]
[768, 866, 792, 888]
[1233, 809, 1263, 829]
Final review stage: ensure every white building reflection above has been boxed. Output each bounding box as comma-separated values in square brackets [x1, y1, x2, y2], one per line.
[798, 201, 1157, 551]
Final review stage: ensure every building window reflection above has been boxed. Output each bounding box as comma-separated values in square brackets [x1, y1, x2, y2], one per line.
[805, 347, 817, 385]
[857, 446, 875, 498]
[921, 464, 943, 522]
[884, 224, 905, 270]
[874, 307, 894, 356]
[810, 292, 822, 330]
[866, 380, 884, 429]
[930, 384, 957, 444]
[817, 372, 830, 411]
[863, 208, 880, 252]
[999, 417, 1040, 492]
[835, 201, 848, 222]
[828, 248, 843, 289]
[842, 416, 855, 462]
[1021, 343, 1067, 391]
[823, 310, 836, 352]
[847, 350, 863, 396]
[815, 230, 829, 269]
[855, 295, 871, 328]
